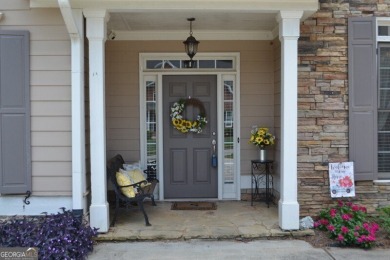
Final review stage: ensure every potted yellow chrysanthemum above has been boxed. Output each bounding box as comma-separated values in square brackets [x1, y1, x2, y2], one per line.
[249, 126, 275, 161]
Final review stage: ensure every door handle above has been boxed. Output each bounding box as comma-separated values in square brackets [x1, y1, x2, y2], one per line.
[212, 139, 216, 148]
[211, 139, 217, 167]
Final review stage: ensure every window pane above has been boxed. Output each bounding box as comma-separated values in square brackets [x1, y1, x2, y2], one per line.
[199, 60, 215, 68]
[147, 143, 157, 158]
[379, 89, 390, 109]
[161, 60, 180, 69]
[146, 60, 180, 69]
[181, 60, 197, 68]
[216, 60, 233, 69]
[378, 152, 390, 172]
[378, 132, 390, 151]
[223, 142, 234, 183]
[379, 68, 390, 85]
[146, 80, 157, 169]
[378, 45, 390, 179]
[224, 81, 234, 100]
[379, 112, 390, 131]
[146, 81, 156, 101]
[379, 26, 390, 36]
[380, 47, 390, 66]
[146, 59, 235, 70]
[379, 47, 390, 112]
[223, 80, 234, 184]
[146, 60, 163, 69]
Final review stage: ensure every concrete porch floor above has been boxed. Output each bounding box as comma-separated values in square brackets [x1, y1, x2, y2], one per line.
[96, 201, 313, 241]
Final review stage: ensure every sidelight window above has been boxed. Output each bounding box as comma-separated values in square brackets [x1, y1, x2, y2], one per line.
[146, 80, 157, 171]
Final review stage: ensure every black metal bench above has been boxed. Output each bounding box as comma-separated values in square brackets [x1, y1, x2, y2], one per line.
[107, 154, 158, 226]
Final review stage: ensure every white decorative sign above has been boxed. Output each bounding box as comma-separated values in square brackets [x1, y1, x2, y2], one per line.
[329, 162, 355, 198]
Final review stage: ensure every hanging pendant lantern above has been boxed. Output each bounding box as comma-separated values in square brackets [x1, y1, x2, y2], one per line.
[183, 18, 199, 68]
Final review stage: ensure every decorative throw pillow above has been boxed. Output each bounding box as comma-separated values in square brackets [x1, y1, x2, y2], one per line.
[116, 171, 136, 198]
[121, 168, 151, 188]
[123, 161, 141, 171]
[123, 162, 147, 179]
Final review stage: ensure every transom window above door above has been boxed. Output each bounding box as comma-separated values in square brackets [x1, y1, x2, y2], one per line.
[145, 59, 233, 69]
[142, 54, 237, 70]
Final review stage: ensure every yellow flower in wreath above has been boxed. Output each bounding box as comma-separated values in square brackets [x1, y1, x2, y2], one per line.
[173, 118, 181, 127]
[170, 98, 207, 134]
[185, 120, 192, 128]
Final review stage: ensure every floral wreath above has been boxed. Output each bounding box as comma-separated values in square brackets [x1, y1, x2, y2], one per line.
[170, 98, 207, 133]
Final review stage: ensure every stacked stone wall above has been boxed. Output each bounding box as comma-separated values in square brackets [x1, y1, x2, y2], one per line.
[298, 0, 390, 216]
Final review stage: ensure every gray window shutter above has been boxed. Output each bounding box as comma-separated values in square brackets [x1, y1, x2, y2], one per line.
[0, 31, 31, 194]
[348, 17, 377, 181]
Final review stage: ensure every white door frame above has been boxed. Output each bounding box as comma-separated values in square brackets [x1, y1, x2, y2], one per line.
[139, 53, 241, 200]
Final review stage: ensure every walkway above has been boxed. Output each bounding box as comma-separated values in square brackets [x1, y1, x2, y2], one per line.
[96, 201, 312, 241]
[92, 201, 390, 259]
[90, 240, 390, 260]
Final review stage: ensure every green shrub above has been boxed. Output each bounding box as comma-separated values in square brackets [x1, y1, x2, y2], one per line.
[376, 206, 390, 237]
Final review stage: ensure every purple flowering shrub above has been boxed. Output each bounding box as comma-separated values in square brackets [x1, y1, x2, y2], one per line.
[314, 200, 379, 248]
[0, 208, 98, 259]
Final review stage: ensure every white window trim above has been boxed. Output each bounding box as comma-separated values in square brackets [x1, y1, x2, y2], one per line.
[139, 52, 241, 200]
[373, 180, 390, 184]
[377, 18, 390, 42]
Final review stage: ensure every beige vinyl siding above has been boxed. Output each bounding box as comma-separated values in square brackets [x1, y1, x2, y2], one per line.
[0, 1, 30, 9]
[106, 41, 148, 161]
[31, 86, 71, 101]
[31, 41, 71, 55]
[106, 40, 275, 176]
[32, 162, 71, 176]
[236, 42, 275, 175]
[1, 1, 72, 195]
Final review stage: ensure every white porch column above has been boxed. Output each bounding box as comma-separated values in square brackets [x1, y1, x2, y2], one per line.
[70, 10, 86, 216]
[277, 11, 303, 230]
[58, 0, 87, 216]
[84, 9, 109, 232]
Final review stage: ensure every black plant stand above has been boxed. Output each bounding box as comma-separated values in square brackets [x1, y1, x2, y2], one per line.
[251, 160, 274, 207]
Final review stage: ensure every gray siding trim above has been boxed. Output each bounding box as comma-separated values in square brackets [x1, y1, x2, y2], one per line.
[348, 17, 377, 181]
[0, 30, 31, 194]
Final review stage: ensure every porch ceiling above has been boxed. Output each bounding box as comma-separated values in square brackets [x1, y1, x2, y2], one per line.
[107, 11, 279, 40]
[31, 0, 319, 40]
[108, 12, 277, 32]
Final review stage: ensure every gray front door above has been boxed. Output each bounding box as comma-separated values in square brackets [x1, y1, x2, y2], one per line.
[163, 75, 218, 199]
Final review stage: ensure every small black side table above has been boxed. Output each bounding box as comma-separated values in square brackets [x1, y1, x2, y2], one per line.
[251, 160, 274, 207]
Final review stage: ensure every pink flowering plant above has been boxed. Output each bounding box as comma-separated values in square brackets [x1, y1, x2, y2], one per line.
[314, 200, 379, 248]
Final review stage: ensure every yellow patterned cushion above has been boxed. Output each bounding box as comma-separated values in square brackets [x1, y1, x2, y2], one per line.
[116, 171, 136, 198]
[120, 168, 151, 188]
[128, 169, 151, 188]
